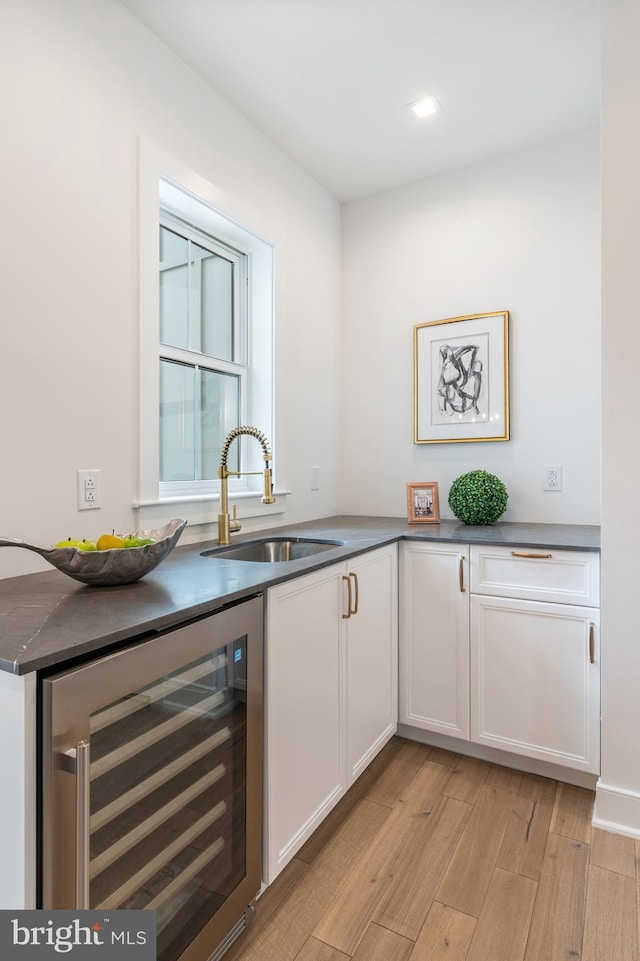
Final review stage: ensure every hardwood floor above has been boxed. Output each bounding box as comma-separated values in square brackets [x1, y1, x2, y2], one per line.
[226, 737, 640, 961]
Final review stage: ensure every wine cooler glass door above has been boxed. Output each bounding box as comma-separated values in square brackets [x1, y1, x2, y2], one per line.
[42, 596, 263, 961]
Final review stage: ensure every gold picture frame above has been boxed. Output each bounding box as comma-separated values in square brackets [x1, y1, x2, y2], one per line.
[407, 481, 440, 524]
[413, 310, 509, 444]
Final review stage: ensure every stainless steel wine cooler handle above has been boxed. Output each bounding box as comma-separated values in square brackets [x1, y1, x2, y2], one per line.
[64, 741, 91, 909]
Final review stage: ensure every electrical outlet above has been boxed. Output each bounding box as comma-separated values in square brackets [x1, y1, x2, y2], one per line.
[310, 466, 320, 491]
[77, 469, 101, 510]
[543, 464, 562, 492]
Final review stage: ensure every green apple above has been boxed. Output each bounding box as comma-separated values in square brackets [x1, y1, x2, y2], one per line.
[122, 535, 156, 548]
[55, 538, 97, 551]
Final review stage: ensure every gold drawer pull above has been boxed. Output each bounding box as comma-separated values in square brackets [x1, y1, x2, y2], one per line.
[589, 623, 595, 664]
[510, 551, 552, 559]
[459, 556, 465, 593]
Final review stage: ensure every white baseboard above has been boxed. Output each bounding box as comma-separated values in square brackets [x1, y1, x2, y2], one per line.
[593, 780, 640, 839]
[397, 724, 598, 790]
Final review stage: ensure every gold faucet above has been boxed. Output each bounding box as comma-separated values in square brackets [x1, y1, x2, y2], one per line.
[218, 426, 275, 545]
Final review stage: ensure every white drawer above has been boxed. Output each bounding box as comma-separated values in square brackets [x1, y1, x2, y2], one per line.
[470, 546, 600, 607]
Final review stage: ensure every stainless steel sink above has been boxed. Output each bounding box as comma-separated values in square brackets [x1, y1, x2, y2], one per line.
[201, 537, 344, 563]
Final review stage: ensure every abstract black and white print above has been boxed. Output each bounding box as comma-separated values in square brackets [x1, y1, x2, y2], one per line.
[431, 333, 489, 424]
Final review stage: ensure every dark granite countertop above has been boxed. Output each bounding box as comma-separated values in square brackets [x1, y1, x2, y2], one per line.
[0, 516, 600, 675]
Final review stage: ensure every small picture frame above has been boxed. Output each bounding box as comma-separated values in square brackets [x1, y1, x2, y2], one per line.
[407, 481, 440, 524]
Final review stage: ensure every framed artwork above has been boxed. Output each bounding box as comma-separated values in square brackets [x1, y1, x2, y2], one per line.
[407, 481, 440, 524]
[413, 310, 509, 444]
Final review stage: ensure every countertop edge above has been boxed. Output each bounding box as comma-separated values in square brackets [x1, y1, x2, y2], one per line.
[0, 517, 600, 676]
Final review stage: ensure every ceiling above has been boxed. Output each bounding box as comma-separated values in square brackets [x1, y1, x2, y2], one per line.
[118, 0, 600, 203]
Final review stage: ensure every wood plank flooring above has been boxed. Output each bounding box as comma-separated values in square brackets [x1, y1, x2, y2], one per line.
[226, 738, 639, 961]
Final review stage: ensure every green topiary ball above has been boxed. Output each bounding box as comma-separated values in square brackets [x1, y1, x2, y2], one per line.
[448, 469, 508, 525]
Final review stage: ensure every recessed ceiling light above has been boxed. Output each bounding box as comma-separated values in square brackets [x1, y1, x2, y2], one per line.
[409, 96, 441, 119]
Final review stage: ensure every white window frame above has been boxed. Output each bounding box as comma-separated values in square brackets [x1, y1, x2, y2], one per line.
[159, 211, 249, 497]
[160, 210, 248, 365]
[137, 139, 279, 531]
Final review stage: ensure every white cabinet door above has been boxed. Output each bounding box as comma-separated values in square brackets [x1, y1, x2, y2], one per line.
[345, 544, 398, 787]
[399, 542, 470, 739]
[265, 564, 344, 882]
[0, 671, 36, 908]
[265, 546, 398, 882]
[470, 595, 600, 773]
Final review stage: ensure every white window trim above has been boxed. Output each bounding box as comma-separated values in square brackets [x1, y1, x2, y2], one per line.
[137, 138, 282, 532]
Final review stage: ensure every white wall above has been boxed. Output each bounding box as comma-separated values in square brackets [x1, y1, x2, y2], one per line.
[595, 0, 640, 836]
[0, 0, 342, 577]
[340, 130, 600, 524]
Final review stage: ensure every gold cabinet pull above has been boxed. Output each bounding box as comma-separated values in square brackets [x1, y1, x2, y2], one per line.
[459, 556, 465, 593]
[510, 551, 552, 559]
[349, 572, 359, 615]
[589, 623, 595, 664]
[342, 575, 352, 619]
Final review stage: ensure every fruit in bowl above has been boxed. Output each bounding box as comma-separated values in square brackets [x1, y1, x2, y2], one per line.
[0, 519, 187, 586]
[53, 532, 160, 551]
[55, 538, 97, 551]
[96, 533, 126, 551]
[123, 534, 155, 548]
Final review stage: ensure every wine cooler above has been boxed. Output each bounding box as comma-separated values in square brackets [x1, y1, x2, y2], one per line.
[41, 595, 263, 961]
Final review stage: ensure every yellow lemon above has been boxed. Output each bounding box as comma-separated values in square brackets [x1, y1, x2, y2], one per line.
[96, 533, 125, 551]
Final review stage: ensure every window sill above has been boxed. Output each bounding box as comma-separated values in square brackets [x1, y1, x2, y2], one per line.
[133, 490, 290, 537]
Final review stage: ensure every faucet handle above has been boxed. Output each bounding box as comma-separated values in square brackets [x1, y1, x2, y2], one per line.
[262, 466, 276, 504]
[230, 504, 242, 534]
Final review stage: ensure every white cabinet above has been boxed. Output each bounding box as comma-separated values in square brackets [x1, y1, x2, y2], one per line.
[399, 541, 600, 776]
[265, 543, 397, 882]
[470, 545, 600, 607]
[345, 547, 399, 785]
[0, 671, 36, 908]
[265, 563, 343, 884]
[399, 542, 469, 738]
[470, 595, 599, 772]
[470, 547, 600, 774]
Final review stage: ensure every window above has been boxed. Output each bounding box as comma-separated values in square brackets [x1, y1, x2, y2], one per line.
[159, 214, 247, 493]
[137, 140, 276, 527]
